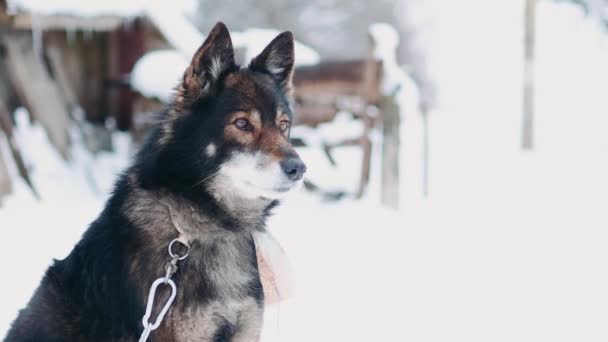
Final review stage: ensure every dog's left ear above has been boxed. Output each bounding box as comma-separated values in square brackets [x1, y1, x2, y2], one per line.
[249, 31, 295, 94]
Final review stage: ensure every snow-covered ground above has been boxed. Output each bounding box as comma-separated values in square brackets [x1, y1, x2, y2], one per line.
[2, 0, 608, 341]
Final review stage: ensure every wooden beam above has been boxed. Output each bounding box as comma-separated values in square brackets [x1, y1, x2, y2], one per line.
[0, 97, 38, 198]
[293, 103, 337, 126]
[2, 32, 71, 159]
[0, 46, 20, 113]
[46, 45, 79, 110]
[0, 136, 11, 201]
[293, 59, 381, 103]
[10, 14, 123, 31]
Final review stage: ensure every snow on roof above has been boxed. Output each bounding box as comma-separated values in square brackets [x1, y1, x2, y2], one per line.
[144, 0, 204, 58]
[6, 0, 147, 17]
[137, 1, 319, 99]
[130, 50, 188, 103]
[131, 25, 321, 101]
[233, 28, 321, 67]
[5, 0, 196, 18]
[131, 28, 322, 102]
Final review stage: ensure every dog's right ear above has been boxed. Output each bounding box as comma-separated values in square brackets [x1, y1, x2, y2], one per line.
[249, 31, 295, 95]
[179, 22, 235, 102]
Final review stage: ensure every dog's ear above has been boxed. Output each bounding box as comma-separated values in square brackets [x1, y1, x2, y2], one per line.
[180, 22, 235, 101]
[249, 31, 295, 94]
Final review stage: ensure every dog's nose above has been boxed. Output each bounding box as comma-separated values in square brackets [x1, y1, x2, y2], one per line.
[280, 158, 307, 181]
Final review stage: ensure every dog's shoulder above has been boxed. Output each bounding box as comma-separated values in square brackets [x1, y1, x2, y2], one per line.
[6, 256, 88, 341]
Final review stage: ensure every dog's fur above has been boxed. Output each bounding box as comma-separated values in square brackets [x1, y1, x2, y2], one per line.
[5, 22, 305, 342]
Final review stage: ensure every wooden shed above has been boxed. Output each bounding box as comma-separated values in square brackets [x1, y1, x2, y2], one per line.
[0, 0, 169, 199]
[0, 1, 406, 206]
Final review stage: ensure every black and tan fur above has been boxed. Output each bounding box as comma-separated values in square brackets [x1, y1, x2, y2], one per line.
[5, 22, 306, 342]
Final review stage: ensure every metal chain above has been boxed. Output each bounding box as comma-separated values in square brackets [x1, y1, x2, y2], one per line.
[138, 238, 190, 342]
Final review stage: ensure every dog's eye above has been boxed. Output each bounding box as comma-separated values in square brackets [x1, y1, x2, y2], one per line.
[234, 118, 253, 132]
[279, 120, 291, 133]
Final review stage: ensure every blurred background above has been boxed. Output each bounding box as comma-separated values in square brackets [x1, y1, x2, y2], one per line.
[1, 0, 607, 340]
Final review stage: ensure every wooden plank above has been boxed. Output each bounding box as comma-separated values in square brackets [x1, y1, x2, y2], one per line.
[46, 45, 78, 110]
[0, 97, 38, 198]
[46, 30, 110, 124]
[10, 14, 123, 31]
[45, 31, 106, 124]
[2, 32, 71, 159]
[0, 99, 13, 137]
[116, 18, 146, 130]
[0, 136, 11, 201]
[293, 103, 337, 126]
[0, 48, 20, 114]
[293, 60, 382, 103]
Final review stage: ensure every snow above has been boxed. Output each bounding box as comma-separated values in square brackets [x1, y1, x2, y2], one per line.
[232, 28, 321, 67]
[130, 50, 188, 103]
[3, 1, 608, 341]
[369, 23, 400, 61]
[144, 0, 204, 59]
[412, 1, 608, 339]
[0, 109, 131, 335]
[131, 27, 321, 101]
[369, 23, 413, 96]
[131, 0, 320, 102]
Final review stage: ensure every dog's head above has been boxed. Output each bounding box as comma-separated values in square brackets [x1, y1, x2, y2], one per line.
[143, 22, 306, 202]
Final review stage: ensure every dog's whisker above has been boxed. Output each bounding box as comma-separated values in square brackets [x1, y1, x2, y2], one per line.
[193, 170, 220, 188]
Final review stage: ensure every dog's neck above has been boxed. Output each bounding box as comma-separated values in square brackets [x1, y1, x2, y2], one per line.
[205, 173, 276, 230]
[127, 173, 272, 239]
[122, 176, 262, 299]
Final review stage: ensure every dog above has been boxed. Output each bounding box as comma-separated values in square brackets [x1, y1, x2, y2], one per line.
[5, 22, 306, 342]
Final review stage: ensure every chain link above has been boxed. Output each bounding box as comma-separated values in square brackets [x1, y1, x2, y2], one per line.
[138, 238, 189, 342]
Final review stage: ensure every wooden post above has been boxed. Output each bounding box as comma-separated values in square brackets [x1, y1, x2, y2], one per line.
[380, 89, 400, 209]
[522, 0, 536, 150]
[421, 107, 430, 197]
[356, 116, 373, 199]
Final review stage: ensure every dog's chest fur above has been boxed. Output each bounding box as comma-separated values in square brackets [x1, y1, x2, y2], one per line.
[125, 188, 265, 341]
[168, 298, 262, 341]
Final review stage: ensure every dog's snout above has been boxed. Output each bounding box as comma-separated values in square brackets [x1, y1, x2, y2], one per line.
[280, 158, 307, 181]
